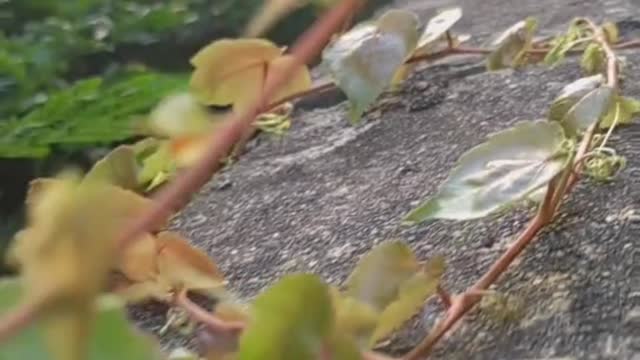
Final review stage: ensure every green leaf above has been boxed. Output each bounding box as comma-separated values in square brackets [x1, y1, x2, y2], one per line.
[238, 274, 333, 360]
[600, 96, 640, 129]
[404, 121, 571, 222]
[346, 241, 420, 311]
[331, 291, 380, 349]
[487, 17, 537, 70]
[84, 145, 141, 191]
[0, 279, 162, 360]
[322, 9, 419, 123]
[369, 256, 444, 346]
[548, 74, 605, 122]
[415, 7, 462, 51]
[137, 141, 177, 192]
[543, 20, 588, 67]
[562, 86, 614, 135]
[580, 43, 605, 75]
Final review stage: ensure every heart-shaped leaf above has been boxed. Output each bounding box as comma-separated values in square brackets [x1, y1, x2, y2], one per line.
[487, 18, 537, 70]
[345, 241, 420, 311]
[369, 256, 444, 346]
[190, 38, 311, 110]
[548, 74, 605, 122]
[238, 274, 333, 360]
[562, 86, 614, 135]
[416, 7, 462, 51]
[404, 121, 571, 222]
[322, 9, 419, 122]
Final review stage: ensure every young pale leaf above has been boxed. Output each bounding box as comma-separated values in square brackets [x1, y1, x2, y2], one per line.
[190, 39, 311, 109]
[548, 74, 605, 122]
[601, 21, 619, 44]
[322, 9, 419, 122]
[404, 121, 571, 222]
[543, 20, 588, 67]
[346, 241, 420, 311]
[600, 96, 640, 129]
[238, 274, 333, 360]
[84, 146, 140, 191]
[0, 280, 162, 360]
[137, 141, 176, 191]
[148, 92, 219, 138]
[416, 7, 462, 51]
[562, 86, 614, 135]
[369, 256, 445, 346]
[486, 18, 537, 70]
[580, 43, 605, 75]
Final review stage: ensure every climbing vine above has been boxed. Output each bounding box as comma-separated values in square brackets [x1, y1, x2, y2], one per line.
[0, 1, 639, 359]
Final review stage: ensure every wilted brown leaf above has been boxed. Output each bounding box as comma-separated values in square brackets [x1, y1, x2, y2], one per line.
[156, 231, 226, 297]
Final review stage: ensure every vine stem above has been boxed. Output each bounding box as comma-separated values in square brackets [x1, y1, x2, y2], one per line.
[0, 293, 51, 343]
[0, 0, 364, 345]
[174, 290, 244, 335]
[114, 0, 364, 250]
[177, 291, 399, 360]
[405, 19, 620, 359]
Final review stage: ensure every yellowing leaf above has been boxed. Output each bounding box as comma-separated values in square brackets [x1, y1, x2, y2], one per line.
[117, 233, 158, 283]
[369, 256, 445, 346]
[10, 172, 158, 360]
[156, 231, 226, 297]
[487, 18, 537, 70]
[346, 241, 420, 311]
[148, 92, 221, 138]
[322, 9, 419, 122]
[84, 146, 140, 191]
[190, 39, 311, 109]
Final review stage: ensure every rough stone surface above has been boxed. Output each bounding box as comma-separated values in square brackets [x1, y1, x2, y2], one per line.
[133, 0, 640, 359]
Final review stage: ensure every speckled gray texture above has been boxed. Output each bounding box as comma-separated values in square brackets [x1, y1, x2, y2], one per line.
[133, 1, 640, 359]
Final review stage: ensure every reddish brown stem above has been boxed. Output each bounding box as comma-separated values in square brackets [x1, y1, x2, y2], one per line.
[436, 285, 452, 308]
[405, 18, 621, 360]
[175, 290, 245, 335]
[0, 294, 49, 343]
[115, 0, 364, 252]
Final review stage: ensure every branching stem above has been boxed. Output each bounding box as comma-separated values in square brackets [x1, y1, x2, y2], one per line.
[405, 18, 621, 359]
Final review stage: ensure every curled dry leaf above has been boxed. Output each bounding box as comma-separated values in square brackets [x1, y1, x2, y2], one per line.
[156, 231, 226, 297]
[190, 38, 311, 110]
[405, 121, 572, 222]
[114, 231, 226, 303]
[322, 9, 419, 122]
